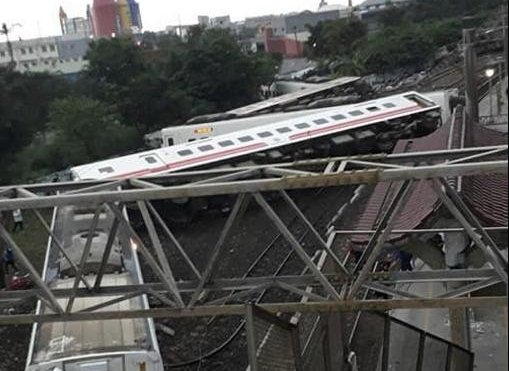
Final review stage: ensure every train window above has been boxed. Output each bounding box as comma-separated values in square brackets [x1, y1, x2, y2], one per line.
[219, 140, 234, 147]
[383, 102, 396, 108]
[198, 145, 214, 152]
[238, 136, 254, 142]
[178, 149, 193, 156]
[188, 138, 197, 142]
[98, 167, 114, 174]
[349, 110, 364, 116]
[295, 123, 310, 129]
[315, 118, 330, 124]
[258, 131, 273, 138]
[276, 127, 292, 133]
[143, 156, 158, 164]
[367, 106, 380, 112]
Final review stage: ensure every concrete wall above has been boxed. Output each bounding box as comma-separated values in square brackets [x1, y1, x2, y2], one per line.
[284, 10, 340, 33]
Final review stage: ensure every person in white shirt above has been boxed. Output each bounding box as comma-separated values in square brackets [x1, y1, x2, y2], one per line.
[12, 209, 24, 233]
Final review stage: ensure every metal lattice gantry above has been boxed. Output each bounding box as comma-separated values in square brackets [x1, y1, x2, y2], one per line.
[0, 145, 507, 325]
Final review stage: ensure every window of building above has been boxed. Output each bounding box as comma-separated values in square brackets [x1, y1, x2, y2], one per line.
[49, 45, 56, 52]
[276, 127, 292, 134]
[257, 131, 273, 138]
[198, 145, 214, 152]
[238, 135, 254, 143]
[0, 51, 5, 57]
[167, 138, 174, 146]
[178, 149, 193, 156]
[295, 123, 310, 129]
[20, 48, 26, 55]
[28, 47, 34, 54]
[219, 140, 234, 147]
[383, 102, 396, 108]
[41, 45, 47, 52]
[23, 63, 29, 69]
[31, 61, 37, 66]
[330, 115, 345, 121]
[44, 60, 49, 65]
[99, 167, 114, 174]
[348, 110, 364, 116]
[367, 106, 380, 112]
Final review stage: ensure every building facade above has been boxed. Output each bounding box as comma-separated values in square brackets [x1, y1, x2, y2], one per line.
[0, 34, 90, 77]
[284, 9, 341, 34]
[88, 0, 142, 38]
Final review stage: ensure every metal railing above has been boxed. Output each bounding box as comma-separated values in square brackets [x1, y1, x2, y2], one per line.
[348, 312, 475, 371]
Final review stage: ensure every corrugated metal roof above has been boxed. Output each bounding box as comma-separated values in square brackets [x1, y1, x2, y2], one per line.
[351, 107, 508, 245]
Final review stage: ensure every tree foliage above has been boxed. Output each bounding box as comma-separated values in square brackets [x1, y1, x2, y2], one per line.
[0, 68, 69, 183]
[307, 18, 367, 59]
[0, 28, 281, 184]
[306, 0, 503, 75]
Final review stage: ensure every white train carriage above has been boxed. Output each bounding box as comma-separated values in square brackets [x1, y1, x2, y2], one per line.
[148, 106, 340, 148]
[25, 206, 164, 371]
[71, 92, 441, 181]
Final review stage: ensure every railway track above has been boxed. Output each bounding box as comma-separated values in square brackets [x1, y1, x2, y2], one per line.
[166, 186, 354, 369]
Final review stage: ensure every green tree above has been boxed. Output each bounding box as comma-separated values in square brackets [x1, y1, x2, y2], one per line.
[47, 97, 139, 166]
[0, 68, 68, 184]
[307, 18, 367, 59]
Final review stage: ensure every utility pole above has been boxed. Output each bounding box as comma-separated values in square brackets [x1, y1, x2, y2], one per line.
[463, 29, 478, 132]
[1, 23, 18, 70]
[503, 12, 508, 78]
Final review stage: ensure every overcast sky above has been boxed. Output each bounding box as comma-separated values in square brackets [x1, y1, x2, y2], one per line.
[1, 0, 361, 40]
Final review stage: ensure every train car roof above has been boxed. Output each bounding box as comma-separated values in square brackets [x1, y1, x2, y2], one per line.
[226, 76, 360, 116]
[31, 273, 149, 364]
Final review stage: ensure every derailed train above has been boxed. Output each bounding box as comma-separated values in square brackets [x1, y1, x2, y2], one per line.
[23, 91, 443, 371]
[25, 206, 164, 371]
[71, 92, 442, 181]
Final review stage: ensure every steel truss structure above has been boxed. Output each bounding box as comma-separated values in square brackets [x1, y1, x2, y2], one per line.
[0, 145, 507, 325]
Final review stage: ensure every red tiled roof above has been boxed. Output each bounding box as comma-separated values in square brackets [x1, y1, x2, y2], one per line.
[462, 124, 508, 227]
[351, 108, 507, 245]
[352, 115, 457, 244]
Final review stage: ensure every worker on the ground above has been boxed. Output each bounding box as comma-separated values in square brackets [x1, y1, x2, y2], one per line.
[3, 247, 18, 274]
[12, 209, 23, 233]
[398, 250, 414, 271]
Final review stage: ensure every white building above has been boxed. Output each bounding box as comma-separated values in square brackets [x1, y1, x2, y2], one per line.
[0, 34, 89, 76]
[210, 16, 232, 29]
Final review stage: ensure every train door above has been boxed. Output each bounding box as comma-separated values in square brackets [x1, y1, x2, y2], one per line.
[64, 356, 124, 370]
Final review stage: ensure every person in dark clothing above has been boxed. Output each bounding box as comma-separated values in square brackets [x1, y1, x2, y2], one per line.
[398, 250, 414, 271]
[0, 256, 5, 289]
[3, 247, 18, 274]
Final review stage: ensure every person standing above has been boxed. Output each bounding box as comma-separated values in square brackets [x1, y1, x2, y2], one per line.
[12, 209, 23, 233]
[3, 247, 18, 274]
[398, 250, 414, 271]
